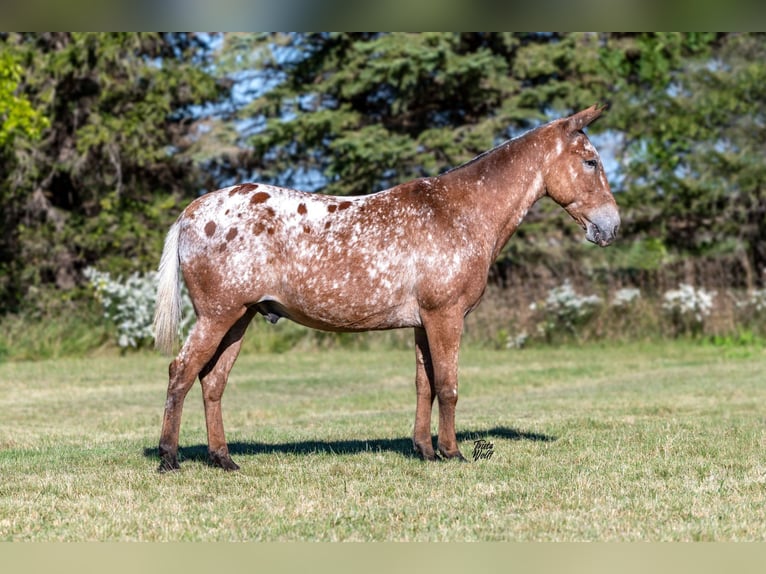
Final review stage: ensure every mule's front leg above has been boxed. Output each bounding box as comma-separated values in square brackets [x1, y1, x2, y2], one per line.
[412, 327, 437, 460]
[422, 311, 467, 462]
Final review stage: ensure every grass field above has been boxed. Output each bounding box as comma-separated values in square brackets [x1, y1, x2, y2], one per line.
[0, 340, 765, 541]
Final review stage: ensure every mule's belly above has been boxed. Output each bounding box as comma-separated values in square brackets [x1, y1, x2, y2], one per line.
[256, 298, 421, 332]
[260, 270, 423, 332]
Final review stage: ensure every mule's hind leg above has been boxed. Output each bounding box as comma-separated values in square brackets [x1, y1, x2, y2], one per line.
[412, 327, 438, 460]
[158, 311, 245, 472]
[198, 308, 256, 471]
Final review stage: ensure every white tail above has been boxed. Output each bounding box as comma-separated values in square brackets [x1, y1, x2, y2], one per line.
[153, 221, 182, 355]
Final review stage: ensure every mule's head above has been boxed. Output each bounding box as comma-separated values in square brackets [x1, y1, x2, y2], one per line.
[543, 105, 620, 247]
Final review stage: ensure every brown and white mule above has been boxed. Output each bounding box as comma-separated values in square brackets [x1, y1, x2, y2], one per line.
[153, 104, 619, 471]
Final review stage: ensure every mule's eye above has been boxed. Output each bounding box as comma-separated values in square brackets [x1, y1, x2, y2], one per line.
[584, 159, 598, 169]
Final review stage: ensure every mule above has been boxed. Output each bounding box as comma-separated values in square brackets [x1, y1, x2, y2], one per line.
[153, 104, 619, 471]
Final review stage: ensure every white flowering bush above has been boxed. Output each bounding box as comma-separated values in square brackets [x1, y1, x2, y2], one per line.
[504, 330, 529, 349]
[754, 289, 766, 313]
[733, 289, 766, 334]
[538, 280, 602, 338]
[603, 286, 652, 339]
[662, 283, 716, 335]
[84, 267, 194, 349]
[741, 289, 766, 314]
[611, 287, 641, 308]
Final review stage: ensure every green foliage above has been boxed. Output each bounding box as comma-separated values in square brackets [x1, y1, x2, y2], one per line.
[0, 298, 111, 361]
[0, 33, 228, 313]
[0, 52, 49, 147]
[706, 331, 766, 359]
[3, 32, 766, 344]
[220, 33, 605, 197]
[606, 33, 766, 271]
[216, 32, 766, 281]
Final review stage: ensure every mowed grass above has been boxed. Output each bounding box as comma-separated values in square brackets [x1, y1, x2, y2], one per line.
[0, 341, 765, 541]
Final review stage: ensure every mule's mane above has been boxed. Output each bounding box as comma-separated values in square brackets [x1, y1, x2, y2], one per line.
[439, 124, 541, 177]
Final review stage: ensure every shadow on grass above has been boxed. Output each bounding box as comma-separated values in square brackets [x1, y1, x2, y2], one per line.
[143, 426, 556, 465]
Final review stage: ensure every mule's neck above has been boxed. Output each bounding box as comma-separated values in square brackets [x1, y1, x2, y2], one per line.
[437, 128, 550, 261]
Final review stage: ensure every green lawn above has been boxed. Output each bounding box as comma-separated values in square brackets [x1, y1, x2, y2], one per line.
[0, 341, 765, 541]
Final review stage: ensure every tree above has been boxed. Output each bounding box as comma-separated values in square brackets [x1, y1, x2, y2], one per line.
[217, 33, 610, 197]
[603, 32, 766, 284]
[210, 32, 635, 280]
[4, 32, 762, 315]
[0, 51, 48, 147]
[0, 33, 229, 312]
[212, 33, 732, 277]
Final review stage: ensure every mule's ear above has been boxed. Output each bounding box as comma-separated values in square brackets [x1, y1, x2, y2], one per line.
[564, 104, 606, 134]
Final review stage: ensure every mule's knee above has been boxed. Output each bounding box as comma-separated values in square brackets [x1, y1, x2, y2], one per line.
[201, 374, 227, 404]
[436, 385, 458, 407]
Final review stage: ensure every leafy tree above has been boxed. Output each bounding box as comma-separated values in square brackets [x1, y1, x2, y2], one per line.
[0, 52, 48, 147]
[0, 33, 228, 312]
[217, 32, 609, 197]
[212, 33, 734, 274]
[4, 32, 764, 318]
[211, 32, 637, 281]
[603, 32, 766, 282]
[217, 32, 766, 286]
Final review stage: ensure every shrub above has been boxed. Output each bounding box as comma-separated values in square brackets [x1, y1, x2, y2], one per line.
[740, 289, 766, 314]
[662, 283, 716, 336]
[611, 287, 641, 308]
[0, 296, 111, 361]
[731, 288, 766, 338]
[84, 268, 194, 349]
[534, 280, 602, 341]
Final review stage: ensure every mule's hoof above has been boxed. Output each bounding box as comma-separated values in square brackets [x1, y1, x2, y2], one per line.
[439, 449, 468, 462]
[209, 451, 240, 471]
[413, 443, 439, 462]
[158, 457, 180, 473]
[220, 459, 240, 472]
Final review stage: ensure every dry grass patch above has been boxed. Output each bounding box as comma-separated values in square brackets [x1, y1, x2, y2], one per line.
[1, 342, 765, 540]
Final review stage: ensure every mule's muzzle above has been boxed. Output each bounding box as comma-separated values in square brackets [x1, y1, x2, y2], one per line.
[584, 205, 620, 247]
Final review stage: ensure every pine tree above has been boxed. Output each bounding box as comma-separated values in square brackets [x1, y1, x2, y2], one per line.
[0, 33, 228, 311]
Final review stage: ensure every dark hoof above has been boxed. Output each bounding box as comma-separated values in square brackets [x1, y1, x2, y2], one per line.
[439, 448, 468, 462]
[158, 457, 180, 473]
[418, 451, 441, 462]
[209, 451, 240, 471]
[219, 459, 240, 472]
[413, 442, 439, 462]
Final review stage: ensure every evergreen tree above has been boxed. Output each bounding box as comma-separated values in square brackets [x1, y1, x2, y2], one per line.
[0, 33, 228, 312]
[217, 33, 609, 197]
[3, 32, 764, 315]
[605, 33, 765, 280]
